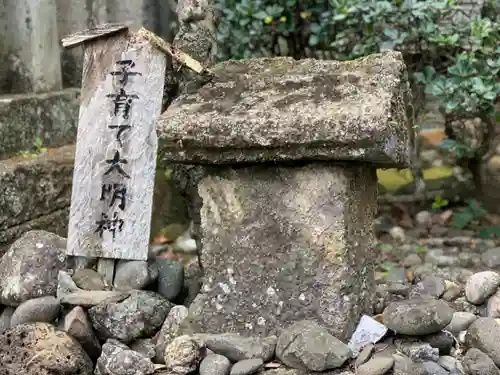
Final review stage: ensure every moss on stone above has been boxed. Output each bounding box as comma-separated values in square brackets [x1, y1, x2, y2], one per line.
[158, 51, 413, 167]
[0, 89, 80, 160]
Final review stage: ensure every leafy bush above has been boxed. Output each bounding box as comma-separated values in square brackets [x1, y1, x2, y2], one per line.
[214, 0, 499, 149]
[414, 14, 499, 120]
[452, 198, 488, 228]
[431, 195, 449, 210]
[450, 198, 500, 239]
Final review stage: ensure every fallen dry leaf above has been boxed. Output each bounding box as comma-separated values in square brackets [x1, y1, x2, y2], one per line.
[406, 271, 414, 282]
[47, 148, 58, 157]
[374, 272, 386, 283]
[152, 234, 169, 245]
[439, 209, 453, 224]
[420, 128, 446, 146]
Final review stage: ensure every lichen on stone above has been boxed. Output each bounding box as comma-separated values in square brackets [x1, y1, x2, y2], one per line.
[157, 51, 413, 167]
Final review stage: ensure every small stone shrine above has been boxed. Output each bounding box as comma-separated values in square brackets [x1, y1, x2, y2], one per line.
[156, 50, 414, 340]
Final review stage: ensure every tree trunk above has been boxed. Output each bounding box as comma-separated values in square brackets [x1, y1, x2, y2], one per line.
[445, 107, 500, 213]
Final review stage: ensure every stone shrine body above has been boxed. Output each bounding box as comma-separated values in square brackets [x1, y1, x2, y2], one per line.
[156, 51, 413, 340]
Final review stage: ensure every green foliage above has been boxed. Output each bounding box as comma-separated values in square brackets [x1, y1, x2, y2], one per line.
[19, 136, 48, 159]
[375, 242, 394, 255]
[414, 25, 499, 118]
[380, 261, 393, 276]
[214, 0, 500, 136]
[479, 225, 500, 239]
[431, 195, 449, 210]
[33, 136, 47, 153]
[415, 244, 428, 254]
[438, 138, 475, 158]
[448, 196, 500, 238]
[164, 167, 174, 181]
[452, 198, 488, 229]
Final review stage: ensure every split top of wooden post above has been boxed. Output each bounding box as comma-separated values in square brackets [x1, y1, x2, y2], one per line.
[61, 23, 130, 49]
[157, 51, 414, 168]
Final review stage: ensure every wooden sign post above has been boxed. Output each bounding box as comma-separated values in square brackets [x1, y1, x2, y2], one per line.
[62, 24, 167, 283]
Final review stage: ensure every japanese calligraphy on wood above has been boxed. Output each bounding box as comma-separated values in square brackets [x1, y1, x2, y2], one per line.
[66, 27, 166, 262]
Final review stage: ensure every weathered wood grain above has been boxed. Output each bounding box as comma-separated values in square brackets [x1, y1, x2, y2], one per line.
[137, 27, 208, 75]
[97, 258, 115, 284]
[66, 30, 167, 261]
[61, 23, 129, 49]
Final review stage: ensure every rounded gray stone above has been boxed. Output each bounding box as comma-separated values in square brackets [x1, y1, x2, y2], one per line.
[230, 358, 263, 375]
[105, 349, 155, 375]
[64, 306, 101, 361]
[481, 247, 500, 268]
[458, 252, 482, 268]
[129, 338, 156, 359]
[89, 290, 173, 343]
[0, 230, 68, 306]
[465, 271, 500, 305]
[488, 290, 500, 318]
[451, 296, 479, 315]
[425, 249, 458, 267]
[462, 347, 500, 375]
[10, 296, 61, 327]
[385, 267, 407, 283]
[465, 317, 500, 368]
[394, 340, 438, 362]
[438, 356, 458, 372]
[276, 320, 352, 371]
[415, 211, 432, 227]
[389, 226, 405, 242]
[155, 305, 189, 363]
[114, 260, 151, 291]
[164, 335, 204, 374]
[409, 276, 446, 299]
[392, 353, 426, 375]
[0, 322, 93, 375]
[156, 258, 184, 301]
[445, 312, 477, 334]
[355, 344, 374, 367]
[182, 258, 202, 307]
[442, 281, 462, 302]
[420, 361, 449, 375]
[382, 299, 454, 335]
[401, 253, 423, 268]
[423, 331, 455, 355]
[96, 339, 130, 374]
[72, 269, 107, 291]
[199, 354, 232, 375]
[196, 333, 277, 362]
[356, 356, 395, 375]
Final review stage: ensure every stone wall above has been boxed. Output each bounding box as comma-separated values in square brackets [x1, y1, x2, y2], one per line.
[0, 146, 74, 253]
[0, 143, 190, 255]
[0, 89, 80, 160]
[0, 0, 178, 93]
